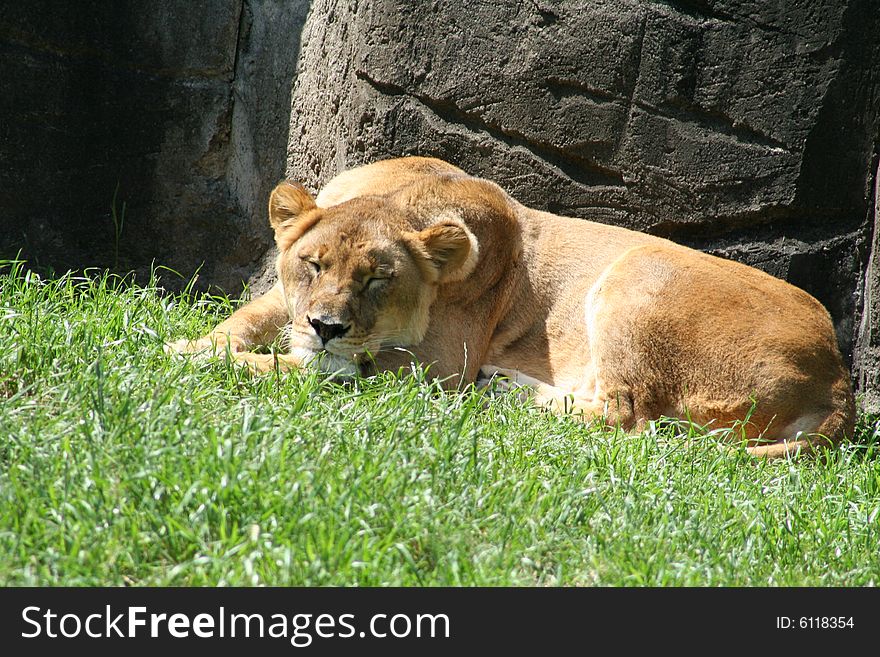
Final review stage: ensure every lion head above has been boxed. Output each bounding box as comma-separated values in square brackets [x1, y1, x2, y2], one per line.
[268, 180, 479, 374]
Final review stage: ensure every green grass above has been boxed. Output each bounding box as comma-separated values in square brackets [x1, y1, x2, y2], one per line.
[1, 261, 879, 586]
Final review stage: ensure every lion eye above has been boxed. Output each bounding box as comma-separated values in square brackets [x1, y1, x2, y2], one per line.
[364, 276, 387, 290]
[303, 258, 321, 275]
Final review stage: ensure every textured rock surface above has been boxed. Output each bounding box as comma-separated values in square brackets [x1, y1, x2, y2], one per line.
[0, 0, 308, 291]
[287, 0, 880, 379]
[855, 162, 880, 409]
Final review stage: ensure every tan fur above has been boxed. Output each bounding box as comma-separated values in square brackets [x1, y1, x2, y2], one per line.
[167, 156, 856, 458]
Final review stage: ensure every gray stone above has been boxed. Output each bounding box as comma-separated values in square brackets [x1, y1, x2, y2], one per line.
[855, 161, 880, 410]
[0, 0, 309, 292]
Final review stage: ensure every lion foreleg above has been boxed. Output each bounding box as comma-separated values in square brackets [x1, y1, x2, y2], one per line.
[166, 282, 290, 356]
[229, 351, 303, 374]
[480, 365, 633, 427]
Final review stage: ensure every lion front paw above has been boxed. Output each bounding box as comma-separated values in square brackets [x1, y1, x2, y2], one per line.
[476, 366, 535, 402]
[164, 334, 246, 358]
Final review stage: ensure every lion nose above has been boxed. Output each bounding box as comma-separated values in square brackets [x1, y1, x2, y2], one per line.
[308, 316, 350, 345]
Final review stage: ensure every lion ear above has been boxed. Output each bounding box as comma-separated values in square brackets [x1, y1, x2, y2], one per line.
[405, 219, 480, 284]
[268, 181, 320, 250]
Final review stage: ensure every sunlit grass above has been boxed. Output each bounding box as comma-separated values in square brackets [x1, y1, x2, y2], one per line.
[1, 261, 878, 586]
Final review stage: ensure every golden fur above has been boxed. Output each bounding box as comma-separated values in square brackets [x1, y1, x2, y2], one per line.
[167, 157, 855, 458]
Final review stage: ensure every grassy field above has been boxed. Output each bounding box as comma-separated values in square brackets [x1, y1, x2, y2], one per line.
[1, 261, 879, 586]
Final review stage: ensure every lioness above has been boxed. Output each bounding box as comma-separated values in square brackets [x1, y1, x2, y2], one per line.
[168, 156, 855, 458]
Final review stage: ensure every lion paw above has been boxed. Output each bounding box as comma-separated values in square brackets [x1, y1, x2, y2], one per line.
[476, 367, 534, 402]
[164, 335, 245, 358]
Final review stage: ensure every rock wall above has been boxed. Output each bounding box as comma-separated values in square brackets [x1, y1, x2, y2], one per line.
[855, 162, 880, 409]
[0, 0, 308, 291]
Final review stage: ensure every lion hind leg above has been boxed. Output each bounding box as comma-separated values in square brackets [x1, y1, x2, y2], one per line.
[746, 404, 851, 459]
[746, 439, 817, 459]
